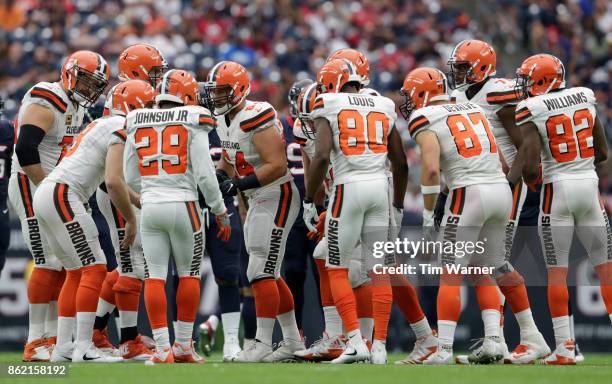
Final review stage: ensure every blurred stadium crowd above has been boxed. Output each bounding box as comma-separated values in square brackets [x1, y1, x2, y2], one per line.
[1, 0, 611, 216]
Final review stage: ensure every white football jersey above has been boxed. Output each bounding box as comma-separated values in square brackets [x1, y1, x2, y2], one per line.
[451, 78, 519, 167]
[408, 102, 507, 190]
[516, 86, 598, 183]
[102, 84, 119, 117]
[215, 100, 292, 198]
[292, 117, 335, 194]
[46, 115, 126, 202]
[125, 105, 225, 214]
[310, 92, 396, 184]
[12, 82, 85, 175]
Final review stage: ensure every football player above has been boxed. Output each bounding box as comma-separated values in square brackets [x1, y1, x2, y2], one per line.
[517, 54, 611, 364]
[0, 96, 13, 277]
[124, 69, 231, 365]
[9, 50, 107, 362]
[203, 61, 303, 362]
[401, 67, 511, 365]
[304, 59, 408, 364]
[93, 43, 167, 356]
[32, 67, 148, 364]
[446, 40, 549, 364]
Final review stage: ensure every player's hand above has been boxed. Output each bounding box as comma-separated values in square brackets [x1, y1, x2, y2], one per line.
[121, 218, 137, 249]
[219, 178, 239, 197]
[307, 211, 326, 242]
[215, 210, 232, 242]
[526, 164, 542, 192]
[303, 200, 319, 233]
[433, 191, 448, 231]
[216, 169, 230, 184]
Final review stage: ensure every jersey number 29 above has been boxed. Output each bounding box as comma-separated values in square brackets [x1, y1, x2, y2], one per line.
[135, 125, 188, 176]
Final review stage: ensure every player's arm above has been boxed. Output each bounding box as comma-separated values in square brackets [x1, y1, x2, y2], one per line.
[105, 143, 136, 248]
[498, 104, 524, 185]
[414, 131, 441, 222]
[592, 116, 608, 181]
[302, 148, 326, 208]
[305, 118, 332, 202]
[519, 121, 542, 184]
[387, 125, 408, 209]
[122, 137, 141, 208]
[250, 125, 288, 186]
[15, 104, 54, 185]
[216, 155, 235, 178]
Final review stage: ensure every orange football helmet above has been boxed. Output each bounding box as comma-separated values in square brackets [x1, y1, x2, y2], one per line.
[110, 80, 157, 116]
[202, 61, 251, 115]
[316, 59, 360, 94]
[515, 54, 565, 99]
[399, 67, 449, 119]
[118, 44, 168, 87]
[447, 39, 496, 90]
[155, 69, 198, 106]
[61, 50, 110, 108]
[327, 48, 370, 86]
[296, 82, 319, 140]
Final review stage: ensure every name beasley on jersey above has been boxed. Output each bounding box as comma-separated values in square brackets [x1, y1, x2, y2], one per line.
[441, 102, 479, 113]
[133, 109, 190, 124]
[541, 91, 589, 112]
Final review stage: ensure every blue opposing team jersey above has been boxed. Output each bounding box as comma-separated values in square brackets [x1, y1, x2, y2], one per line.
[0, 119, 14, 206]
[280, 115, 305, 198]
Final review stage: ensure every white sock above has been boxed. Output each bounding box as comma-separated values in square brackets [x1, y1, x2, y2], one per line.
[221, 312, 240, 345]
[277, 310, 301, 341]
[437, 320, 457, 348]
[206, 314, 219, 330]
[255, 317, 275, 345]
[323, 306, 342, 337]
[569, 314, 575, 340]
[119, 310, 138, 329]
[358, 318, 374, 343]
[75, 312, 95, 350]
[56, 316, 75, 347]
[552, 316, 571, 346]
[481, 309, 501, 338]
[515, 308, 538, 335]
[45, 301, 58, 337]
[152, 327, 170, 352]
[609, 314, 612, 325]
[27, 303, 47, 342]
[347, 328, 363, 347]
[95, 298, 115, 317]
[410, 317, 432, 339]
[175, 320, 194, 345]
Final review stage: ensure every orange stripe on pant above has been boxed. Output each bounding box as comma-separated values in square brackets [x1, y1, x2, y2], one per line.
[331, 185, 344, 218]
[17, 173, 34, 217]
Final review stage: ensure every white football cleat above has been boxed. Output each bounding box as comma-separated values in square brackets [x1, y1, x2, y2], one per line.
[330, 340, 370, 364]
[395, 333, 438, 365]
[223, 342, 242, 362]
[23, 338, 51, 362]
[232, 339, 273, 363]
[145, 347, 174, 365]
[455, 337, 503, 365]
[198, 316, 218, 356]
[294, 334, 345, 362]
[542, 340, 575, 365]
[50, 342, 74, 363]
[370, 340, 387, 365]
[262, 339, 304, 363]
[575, 342, 584, 362]
[505, 333, 551, 364]
[172, 340, 204, 363]
[423, 346, 453, 365]
[72, 343, 123, 363]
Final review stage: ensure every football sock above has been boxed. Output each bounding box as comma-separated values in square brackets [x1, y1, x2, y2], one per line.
[144, 279, 168, 330]
[515, 308, 539, 335]
[323, 306, 342, 337]
[56, 269, 81, 346]
[437, 273, 463, 322]
[152, 327, 170, 352]
[76, 311, 96, 350]
[358, 318, 374, 342]
[315, 259, 334, 306]
[346, 328, 364, 347]
[327, 268, 359, 333]
[410, 317, 433, 339]
[241, 295, 257, 340]
[551, 315, 571, 346]
[93, 313, 110, 331]
[481, 309, 501, 338]
[177, 276, 200, 324]
[56, 317, 75, 347]
[217, 283, 241, 314]
[221, 312, 241, 346]
[114, 276, 142, 342]
[437, 320, 456, 349]
[75, 265, 107, 349]
[370, 273, 392, 342]
[391, 274, 426, 323]
[45, 301, 58, 338]
[175, 320, 194, 346]
[354, 284, 373, 341]
[547, 267, 569, 318]
[252, 278, 279, 346]
[595, 262, 612, 319]
[276, 278, 301, 341]
[27, 268, 60, 342]
[100, 269, 118, 307]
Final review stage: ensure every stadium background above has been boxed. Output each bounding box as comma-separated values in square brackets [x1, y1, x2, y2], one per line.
[0, 0, 611, 353]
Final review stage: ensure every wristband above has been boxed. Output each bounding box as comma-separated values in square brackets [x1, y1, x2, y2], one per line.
[235, 173, 261, 191]
[421, 184, 440, 194]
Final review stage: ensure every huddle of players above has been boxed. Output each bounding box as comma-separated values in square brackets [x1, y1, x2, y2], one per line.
[11, 38, 611, 366]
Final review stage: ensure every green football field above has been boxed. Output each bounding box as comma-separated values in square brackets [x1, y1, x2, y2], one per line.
[1, 352, 611, 384]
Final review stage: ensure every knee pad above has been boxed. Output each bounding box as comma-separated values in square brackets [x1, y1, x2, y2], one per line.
[215, 277, 239, 287]
[496, 270, 524, 287]
[113, 276, 143, 295]
[80, 264, 107, 290]
[493, 261, 515, 279]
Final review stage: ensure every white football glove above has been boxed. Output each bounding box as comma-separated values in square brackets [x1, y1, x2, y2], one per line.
[302, 200, 319, 233]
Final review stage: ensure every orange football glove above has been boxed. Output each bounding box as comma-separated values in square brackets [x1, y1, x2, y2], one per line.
[215, 211, 231, 242]
[307, 211, 326, 242]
